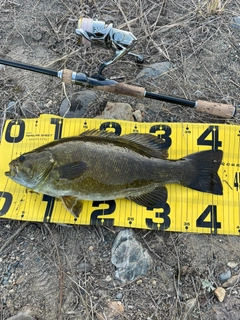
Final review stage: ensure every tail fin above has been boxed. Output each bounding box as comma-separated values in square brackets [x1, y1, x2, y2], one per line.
[183, 150, 223, 195]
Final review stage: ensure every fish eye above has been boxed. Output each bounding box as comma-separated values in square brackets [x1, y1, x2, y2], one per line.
[19, 155, 26, 162]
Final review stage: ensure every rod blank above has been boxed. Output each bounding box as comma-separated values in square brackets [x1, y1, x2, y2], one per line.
[0, 58, 236, 118]
[0, 59, 58, 77]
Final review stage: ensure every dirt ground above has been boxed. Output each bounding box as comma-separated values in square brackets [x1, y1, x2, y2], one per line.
[0, 0, 240, 319]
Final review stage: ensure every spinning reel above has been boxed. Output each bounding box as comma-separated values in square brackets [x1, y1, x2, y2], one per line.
[75, 17, 144, 77]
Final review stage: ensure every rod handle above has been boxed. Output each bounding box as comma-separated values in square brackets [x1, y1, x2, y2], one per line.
[61, 69, 146, 98]
[195, 100, 236, 118]
[95, 83, 145, 98]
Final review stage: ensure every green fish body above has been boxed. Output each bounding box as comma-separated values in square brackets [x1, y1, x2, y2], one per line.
[5, 130, 223, 217]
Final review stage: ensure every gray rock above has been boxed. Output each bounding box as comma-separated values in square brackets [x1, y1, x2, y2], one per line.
[231, 16, 240, 29]
[111, 229, 153, 283]
[59, 91, 97, 118]
[222, 274, 240, 288]
[116, 292, 123, 300]
[136, 61, 170, 80]
[96, 102, 134, 121]
[5, 311, 35, 320]
[219, 269, 231, 283]
[2, 276, 9, 285]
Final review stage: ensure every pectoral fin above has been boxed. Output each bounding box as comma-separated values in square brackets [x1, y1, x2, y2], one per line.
[127, 186, 168, 208]
[61, 196, 83, 218]
[56, 161, 87, 180]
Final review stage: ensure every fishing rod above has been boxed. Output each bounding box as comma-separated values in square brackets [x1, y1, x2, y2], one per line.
[0, 17, 236, 118]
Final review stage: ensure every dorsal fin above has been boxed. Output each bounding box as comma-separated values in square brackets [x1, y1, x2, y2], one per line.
[120, 133, 168, 159]
[79, 130, 168, 159]
[79, 129, 118, 138]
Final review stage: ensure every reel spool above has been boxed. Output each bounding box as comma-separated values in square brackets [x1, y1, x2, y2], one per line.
[76, 17, 143, 76]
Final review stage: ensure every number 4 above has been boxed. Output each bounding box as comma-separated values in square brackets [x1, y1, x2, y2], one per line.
[196, 205, 221, 234]
[197, 126, 222, 150]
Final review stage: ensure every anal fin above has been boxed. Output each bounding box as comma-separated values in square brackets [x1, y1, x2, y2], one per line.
[127, 186, 168, 209]
[61, 196, 83, 218]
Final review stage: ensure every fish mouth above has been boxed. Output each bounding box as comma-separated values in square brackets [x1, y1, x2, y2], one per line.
[5, 164, 18, 178]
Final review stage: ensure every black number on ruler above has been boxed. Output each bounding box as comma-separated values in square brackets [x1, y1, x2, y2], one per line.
[99, 122, 122, 136]
[197, 126, 222, 150]
[5, 120, 25, 143]
[149, 125, 172, 148]
[234, 172, 240, 191]
[90, 200, 116, 226]
[51, 118, 63, 140]
[0, 192, 13, 216]
[41, 119, 63, 220]
[196, 205, 221, 234]
[146, 203, 171, 230]
[42, 195, 55, 222]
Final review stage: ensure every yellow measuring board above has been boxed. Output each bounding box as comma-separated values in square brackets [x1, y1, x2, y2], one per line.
[0, 114, 239, 235]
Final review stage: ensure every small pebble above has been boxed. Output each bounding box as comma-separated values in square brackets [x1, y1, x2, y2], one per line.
[45, 100, 53, 108]
[0, 64, 5, 71]
[133, 110, 143, 122]
[136, 61, 171, 80]
[222, 274, 240, 288]
[88, 246, 94, 251]
[194, 90, 203, 97]
[227, 261, 238, 269]
[105, 275, 112, 282]
[231, 16, 240, 29]
[219, 269, 231, 283]
[116, 292, 123, 300]
[136, 279, 142, 284]
[108, 301, 124, 314]
[152, 280, 157, 286]
[214, 287, 226, 302]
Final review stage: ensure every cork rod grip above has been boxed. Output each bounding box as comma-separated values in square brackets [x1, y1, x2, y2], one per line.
[195, 100, 236, 118]
[95, 83, 145, 99]
[61, 69, 73, 84]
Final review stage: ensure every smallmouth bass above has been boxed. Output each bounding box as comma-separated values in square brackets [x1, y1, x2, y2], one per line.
[5, 130, 223, 218]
